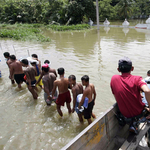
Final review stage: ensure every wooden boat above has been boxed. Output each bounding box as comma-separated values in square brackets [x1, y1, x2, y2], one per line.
[61, 103, 150, 150]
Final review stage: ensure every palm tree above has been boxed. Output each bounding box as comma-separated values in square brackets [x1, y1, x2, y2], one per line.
[117, 0, 133, 19]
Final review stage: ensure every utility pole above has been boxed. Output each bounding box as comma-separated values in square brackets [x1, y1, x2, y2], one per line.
[96, 0, 100, 30]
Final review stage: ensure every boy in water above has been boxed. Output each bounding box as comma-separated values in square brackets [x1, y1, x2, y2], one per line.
[78, 75, 96, 125]
[35, 60, 57, 86]
[9, 55, 25, 88]
[3, 52, 15, 84]
[42, 63, 57, 106]
[52, 68, 71, 117]
[31, 54, 41, 73]
[21, 59, 38, 99]
[30, 59, 43, 89]
[68, 75, 84, 122]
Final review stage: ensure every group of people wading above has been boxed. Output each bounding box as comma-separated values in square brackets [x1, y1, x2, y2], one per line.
[3, 52, 96, 125]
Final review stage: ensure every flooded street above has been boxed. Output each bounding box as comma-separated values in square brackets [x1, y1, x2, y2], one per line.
[0, 26, 150, 150]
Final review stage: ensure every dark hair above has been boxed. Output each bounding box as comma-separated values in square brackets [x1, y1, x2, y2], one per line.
[32, 54, 38, 58]
[21, 59, 29, 65]
[57, 68, 64, 75]
[68, 75, 76, 81]
[81, 75, 89, 82]
[44, 60, 50, 64]
[3, 52, 10, 57]
[42, 67, 49, 73]
[119, 65, 132, 73]
[147, 70, 150, 75]
[10, 55, 16, 60]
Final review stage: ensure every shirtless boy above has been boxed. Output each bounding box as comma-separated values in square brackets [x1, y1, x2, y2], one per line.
[68, 75, 84, 122]
[35, 60, 57, 86]
[21, 59, 38, 99]
[42, 63, 57, 106]
[52, 68, 71, 117]
[31, 54, 41, 73]
[9, 55, 25, 88]
[3, 52, 15, 84]
[78, 75, 96, 125]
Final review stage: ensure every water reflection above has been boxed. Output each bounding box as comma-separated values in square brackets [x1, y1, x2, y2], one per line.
[1, 26, 150, 150]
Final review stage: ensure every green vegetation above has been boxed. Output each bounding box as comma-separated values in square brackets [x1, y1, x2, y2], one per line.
[0, 23, 91, 41]
[0, 0, 150, 25]
[47, 24, 91, 31]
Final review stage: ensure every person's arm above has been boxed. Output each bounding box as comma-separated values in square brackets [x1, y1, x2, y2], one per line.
[93, 85, 96, 105]
[78, 90, 88, 109]
[52, 81, 57, 98]
[35, 72, 43, 86]
[72, 88, 77, 113]
[141, 84, 150, 107]
[9, 65, 14, 79]
[25, 71, 31, 87]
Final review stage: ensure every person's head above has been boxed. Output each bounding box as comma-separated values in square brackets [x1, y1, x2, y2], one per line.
[32, 54, 38, 59]
[81, 75, 89, 86]
[147, 70, 150, 76]
[44, 60, 50, 64]
[57, 68, 64, 75]
[10, 55, 16, 61]
[30, 59, 38, 66]
[3, 52, 10, 58]
[68, 75, 76, 85]
[42, 63, 49, 73]
[21, 59, 29, 67]
[118, 56, 133, 73]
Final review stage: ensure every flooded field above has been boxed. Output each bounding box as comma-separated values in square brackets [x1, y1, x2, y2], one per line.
[0, 25, 150, 150]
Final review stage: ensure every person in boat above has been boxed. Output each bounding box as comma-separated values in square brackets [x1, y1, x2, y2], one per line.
[110, 56, 150, 134]
[51, 67, 71, 117]
[30, 59, 43, 89]
[9, 55, 25, 88]
[31, 54, 41, 73]
[3, 52, 15, 84]
[41, 63, 57, 106]
[78, 75, 96, 125]
[35, 60, 57, 86]
[21, 59, 38, 99]
[68, 75, 84, 122]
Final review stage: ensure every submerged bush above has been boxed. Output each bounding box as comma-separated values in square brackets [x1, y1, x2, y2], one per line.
[0, 25, 50, 42]
[47, 24, 91, 31]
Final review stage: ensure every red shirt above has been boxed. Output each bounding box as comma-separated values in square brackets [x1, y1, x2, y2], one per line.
[110, 73, 146, 118]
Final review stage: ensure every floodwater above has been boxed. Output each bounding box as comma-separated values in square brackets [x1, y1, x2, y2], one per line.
[0, 25, 150, 150]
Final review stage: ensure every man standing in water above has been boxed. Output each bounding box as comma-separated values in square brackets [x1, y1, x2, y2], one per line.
[78, 75, 96, 125]
[21, 59, 38, 99]
[3, 52, 15, 84]
[68, 75, 84, 123]
[42, 63, 57, 106]
[9, 55, 25, 88]
[52, 68, 71, 117]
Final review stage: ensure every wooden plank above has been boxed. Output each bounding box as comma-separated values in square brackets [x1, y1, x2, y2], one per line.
[119, 123, 150, 150]
[61, 103, 129, 150]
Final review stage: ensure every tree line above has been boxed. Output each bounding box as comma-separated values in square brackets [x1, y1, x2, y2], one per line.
[0, 0, 150, 25]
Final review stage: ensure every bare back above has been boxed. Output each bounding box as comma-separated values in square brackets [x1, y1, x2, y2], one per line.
[25, 66, 36, 81]
[42, 73, 56, 93]
[49, 68, 57, 77]
[84, 84, 96, 103]
[72, 83, 83, 98]
[10, 60, 24, 74]
[55, 78, 69, 94]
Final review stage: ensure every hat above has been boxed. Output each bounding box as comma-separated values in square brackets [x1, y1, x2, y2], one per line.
[30, 59, 38, 64]
[118, 56, 132, 67]
[42, 63, 49, 68]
